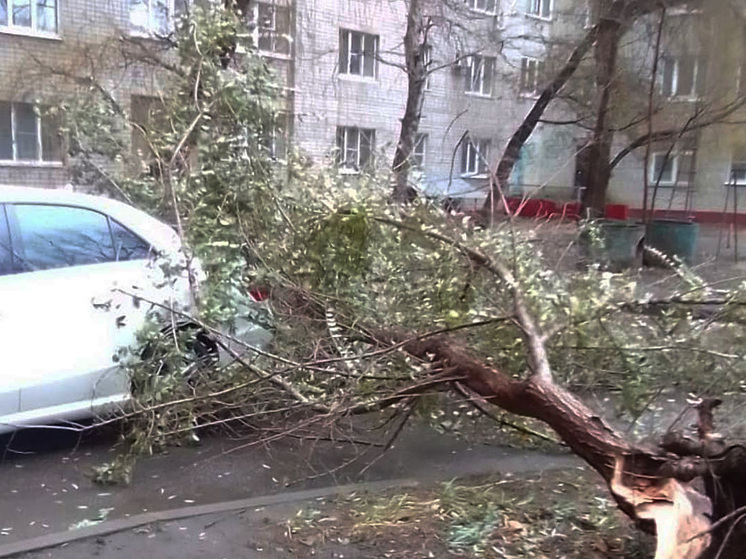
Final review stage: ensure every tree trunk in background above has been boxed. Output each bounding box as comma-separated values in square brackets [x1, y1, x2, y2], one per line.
[581, 17, 622, 216]
[482, 25, 599, 215]
[392, 0, 427, 203]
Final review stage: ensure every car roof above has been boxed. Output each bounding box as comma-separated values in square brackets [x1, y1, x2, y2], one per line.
[0, 186, 181, 252]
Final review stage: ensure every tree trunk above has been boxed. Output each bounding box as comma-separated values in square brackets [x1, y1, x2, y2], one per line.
[392, 0, 427, 203]
[581, 17, 622, 216]
[482, 24, 599, 215]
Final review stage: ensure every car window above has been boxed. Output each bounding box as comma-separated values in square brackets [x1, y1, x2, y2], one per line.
[0, 205, 13, 276]
[111, 220, 152, 261]
[12, 204, 116, 272]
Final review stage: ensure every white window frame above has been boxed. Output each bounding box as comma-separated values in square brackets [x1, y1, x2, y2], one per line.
[413, 133, 427, 168]
[421, 45, 433, 91]
[526, 0, 552, 21]
[465, 55, 494, 97]
[0, 0, 59, 36]
[519, 56, 545, 97]
[254, 1, 291, 58]
[129, 0, 176, 37]
[0, 102, 62, 166]
[649, 151, 694, 187]
[465, 0, 498, 15]
[726, 159, 746, 186]
[660, 55, 706, 100]
[339, 29, 379, 79]
[336, 126, 375, 172]
[461, 136, 490, 177]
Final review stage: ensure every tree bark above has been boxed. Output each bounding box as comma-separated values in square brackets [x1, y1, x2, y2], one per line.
[392, 0, 427, 203]
[581, 16, 623, 216]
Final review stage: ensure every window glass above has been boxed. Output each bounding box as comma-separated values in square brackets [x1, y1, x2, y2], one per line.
[0, 102, 12, 160]
[36, 0, 56, 32]
[13, 205, 115, 272]
[12, 0, 31, 27]
[111, 220, 151, 261]
[0, 206, 13, 276]
[14, 103, 38, 161]
[651, 154, 674, 184]
[152, 0, 170, 35]
[0, 0, 7, 26]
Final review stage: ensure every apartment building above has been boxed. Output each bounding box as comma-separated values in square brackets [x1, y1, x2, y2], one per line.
[0, 0, 744, 218]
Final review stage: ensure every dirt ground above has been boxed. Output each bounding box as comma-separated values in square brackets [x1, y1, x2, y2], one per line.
[14, 468, 653, 559]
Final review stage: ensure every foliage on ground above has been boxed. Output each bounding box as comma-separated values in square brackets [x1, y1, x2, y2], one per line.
[279, 468, 653, 558]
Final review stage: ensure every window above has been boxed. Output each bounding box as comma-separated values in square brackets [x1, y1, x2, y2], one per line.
[660, 55, 707, 99]
[413, 133, 427, 168]
[0, 0, 57, 34]
[650, 152, 694, 186]
[8, 205, 151, 273]
[339, 30, 378, 78]
[520, 57, 545, 96]
[256, 2, 290, 55]
[465, 55, 494, 96]
[0, 102, 61, 164]
[461, 136, 490, 176]
[336, 126, 375, 172]
[421, 45, 433, 90]
[111, 221, 151, 261]
[0, 206, 12, 276]
[526, 0, 552, 19]
[129, 0, 177, 36]
[260, 113, 288, 160]
[584, 0, 600, 27]
[465, 0, 497, 15]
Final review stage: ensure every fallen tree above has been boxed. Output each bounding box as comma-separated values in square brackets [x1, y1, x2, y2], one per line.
[38, 4, 746, 556]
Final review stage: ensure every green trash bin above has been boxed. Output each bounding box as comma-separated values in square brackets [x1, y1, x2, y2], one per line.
[645, 219, 699, 266]
[580, 220, 645, 271]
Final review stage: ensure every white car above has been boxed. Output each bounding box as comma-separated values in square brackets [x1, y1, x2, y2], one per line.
[0, 186, 271, 434]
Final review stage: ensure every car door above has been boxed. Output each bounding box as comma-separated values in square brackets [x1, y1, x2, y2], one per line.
[0, 204, 21, 426]
[0, 203, 155, 425]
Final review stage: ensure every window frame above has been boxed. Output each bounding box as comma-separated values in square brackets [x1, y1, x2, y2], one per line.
[461, 136, 491, 177]
[0, 102, 62, 166]
[339, 29, 379, 79]
[519, 56, 545, 97]
[465, 55, 495, 97]
[649, 151, 694, 187]
[660, 55, 707, 100]
[526, 0, 552, 21]
[464, 0, 498, 16]
[129, 0, 177, 37]
[254, 1, 291, 58]
[3, 203, 152, 275]
[413, 133, 427, 169]
[336, 126, 376, 173]
[0, 0, 59, 37]
[726, 159, 746, 186]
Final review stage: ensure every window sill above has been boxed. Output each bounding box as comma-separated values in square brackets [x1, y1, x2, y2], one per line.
[666, 95, 702, 103]
[518, 92, 540, 100]
[337, 74, 378, 84]
[0, 160, 64, 168]
[461, 173, 489, 179]
[258, 50, 292, 61]
[128, 30, 174, 40]
[724, 181, 746, 187]
[464, 92, 492, 99]
[468, 8, 498, 16]
[0, 27, 61, 41]
[525, 13, 553, 23]
[338, 167, 362, 175]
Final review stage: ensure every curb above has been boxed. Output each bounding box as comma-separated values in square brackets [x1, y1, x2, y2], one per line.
[0, 477, 423, 558]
